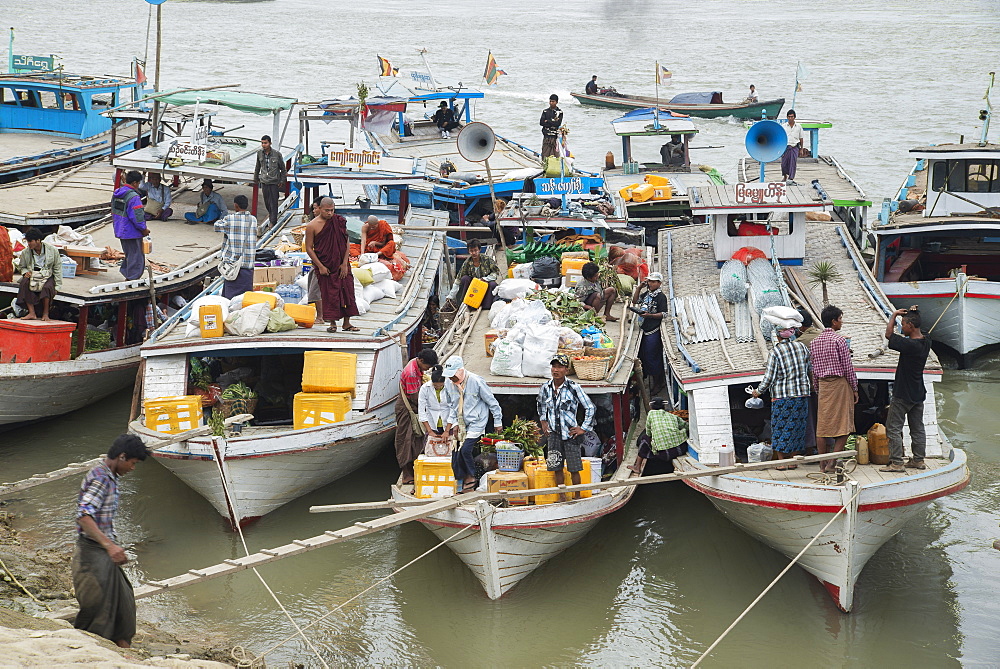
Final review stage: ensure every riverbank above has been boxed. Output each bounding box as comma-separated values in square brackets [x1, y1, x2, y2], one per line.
[0, 507, 235, 666]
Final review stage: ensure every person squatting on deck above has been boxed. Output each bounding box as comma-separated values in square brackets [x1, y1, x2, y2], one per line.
[781, 109, 803, 184]
[184, 180, 228, 225]
[111, 170, 150, 281]
[254, 135, 287, 228]
[141, 172, 172, 221]
[418, 364, 456, 458]
[629, 398, 688, 473]
[443, 356, 503, 493]
[305, 197, 359, 333]
[73, 435, 149, 648]
[445, 244, 500, 311]
[576, 262, 619, 322]
[880, 307, 932, 473]
[538, 354, 596, 502]
[810, 305, 857, 474]
[360, 215, 397, 259]
[432, 101, 460, 139]
[396, 349, 440, 484]
[753, 326, 813, 469]
[631, 272, 668, 393]
[539, 94, 564, 160]
[14, 227, 62, 321]
[215, 194, 259, 299]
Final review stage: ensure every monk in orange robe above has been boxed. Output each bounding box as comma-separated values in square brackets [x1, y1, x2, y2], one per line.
[360, 215, 397, 259]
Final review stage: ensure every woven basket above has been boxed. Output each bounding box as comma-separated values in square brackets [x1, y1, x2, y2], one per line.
[291, 226, 307, 247]
[219, 398, 258, 420]
[439, 306, 457, 331]
[573, 356, 609, 381]
[557, 347, 584, 373]
[584, 345, 616, 359]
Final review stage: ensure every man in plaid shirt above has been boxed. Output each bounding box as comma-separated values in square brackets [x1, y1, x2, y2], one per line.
[538, 354, 596, 501]
[73, 435, 149, 647]
[215, 194, 259, 298]
[809, 305, 857, 473]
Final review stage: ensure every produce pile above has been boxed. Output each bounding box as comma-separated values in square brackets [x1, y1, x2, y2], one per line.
[482, 417, 544, 457]
[523, 289, 604, 330]
[506, 240, 585, 265]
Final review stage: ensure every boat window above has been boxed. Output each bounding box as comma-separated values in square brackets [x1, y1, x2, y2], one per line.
[930, 159, 1000, 193]
[38, 90, 60, 110]
[91, 93, 113, 109]
[726, 215, 791, 237]
[8, 89, 38, 107]
[0, 87, 12, 105]
[967, 161, 1000, 193]
[62, 92, 81, 111]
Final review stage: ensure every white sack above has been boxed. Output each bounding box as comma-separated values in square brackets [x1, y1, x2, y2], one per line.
[185, 295, 231, 326]
[373, 279, 402, 299]
[360, 262, 392, 283]
[358, 253, 379, 265]
[224, 301, 271, 336]
[520, 322, 561, 378]
[490, 338, 524, 378]
[362, 283, 386, 303]
[495, 278, 539, 301]
[761, 305, 802, 324]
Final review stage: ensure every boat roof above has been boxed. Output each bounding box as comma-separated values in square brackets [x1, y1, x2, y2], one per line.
[154, 89, 297, 115]
[657, 221, 941, 387]
[908, 142, 1000, 159]
[668, 92, 721, 105]
[373, 77, 485, 103]
[0, 159, 117, 227]
[141, 208, 447, 356]
[0, 72, 138, 92]
[612, 108, 698, 136]
[691, 183, 827, 214]
[738, 155, 870, 205]
[112, 135, 295, 182]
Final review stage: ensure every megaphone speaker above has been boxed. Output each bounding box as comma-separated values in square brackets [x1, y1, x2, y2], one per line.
[745, 120, 787, 164]
[457, 122, 496, 162]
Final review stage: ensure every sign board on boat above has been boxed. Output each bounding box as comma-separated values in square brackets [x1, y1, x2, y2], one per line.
[409, 71, 434, 88]
[735, 182, 787, 205]
[533, 176, 593, 196]
[12, 54, 54, 72]
[191, 123, 209, 147]
[168, 142, 207, 163]
[327, 148, 414, 174]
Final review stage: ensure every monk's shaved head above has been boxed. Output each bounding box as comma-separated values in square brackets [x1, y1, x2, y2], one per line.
[320, 197, 334, 207]
[366, 215, 379, 223]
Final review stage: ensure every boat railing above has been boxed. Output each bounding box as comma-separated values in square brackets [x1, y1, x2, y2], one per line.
[835, 225, 893, 318]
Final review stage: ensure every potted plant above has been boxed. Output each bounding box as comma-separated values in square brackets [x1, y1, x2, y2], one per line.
[525, 194, 544, 216]
[188, 358, 219, 407]
[807, 261, 842, 305]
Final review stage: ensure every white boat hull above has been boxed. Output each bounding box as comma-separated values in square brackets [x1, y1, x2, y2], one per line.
[132, 406, 396, 525]
[880, 275, 1000, 359]
[0, 346, 139, 426]
[391, 477, 635, 599]
[676, 448, 970, 611]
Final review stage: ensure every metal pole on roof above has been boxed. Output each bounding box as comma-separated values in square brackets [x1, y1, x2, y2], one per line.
[151, 4, 162, 146]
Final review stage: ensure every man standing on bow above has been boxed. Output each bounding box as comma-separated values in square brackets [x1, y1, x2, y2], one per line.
[539, 94, 564, 160]
[254, 135, 286, 228]
[810, 305, 857, 473]
[538, 354, 596, 502]
[111, 170, 150, 280]
[880, 307, 932, 473]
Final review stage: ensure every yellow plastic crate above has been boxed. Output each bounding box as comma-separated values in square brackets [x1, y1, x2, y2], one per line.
[283, 302, 316, 328]
[293, 392, 353, 429]
[301, 351, 357, 395]
[241, 291, 279, 310]
[524, 457, 591, 502]
[144, 395, 203, 434]
[414, 455, 457, 499]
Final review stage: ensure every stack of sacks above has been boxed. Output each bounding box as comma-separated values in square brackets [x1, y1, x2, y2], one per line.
[761, 305, 803, 339]
[349, 262, 404, 315]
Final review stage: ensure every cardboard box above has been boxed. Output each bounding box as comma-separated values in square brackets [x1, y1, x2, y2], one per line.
[484, 330, 500, 357]
[487, 471, 530, 506]
[253, 281, 277, 292]
[253, 266, 301, 286]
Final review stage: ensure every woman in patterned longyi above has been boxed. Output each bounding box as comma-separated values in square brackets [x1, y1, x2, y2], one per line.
[753, 327, 812, 470]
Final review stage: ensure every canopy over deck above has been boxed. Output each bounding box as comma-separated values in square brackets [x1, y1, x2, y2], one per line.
[155, 90, 296, 115]
[611, 108, 698, 137]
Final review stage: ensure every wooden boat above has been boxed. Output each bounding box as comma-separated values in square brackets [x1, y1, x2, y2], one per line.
[0, 71, 146, 183]
[869, 140, 1000, 366]
[571, 90, 784, 120]
[0, 181, 262, 427]
[389, 246, 644, 599]
[128, 208, 449, 527]
[656, 171, 970, 611]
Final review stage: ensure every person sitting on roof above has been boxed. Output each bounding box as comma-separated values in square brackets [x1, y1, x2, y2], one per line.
[360, 215, 397, 259]
[141, 172, 172, 221]
[432, 101, 460, 139]
[659, 135, 685, 166]
[184, 180, 228, 225]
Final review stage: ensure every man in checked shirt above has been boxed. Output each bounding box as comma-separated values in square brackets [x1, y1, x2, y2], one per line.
[809, 305, 858, 473]
[215, 194, 259, 298]
[72, 435, 149, 647]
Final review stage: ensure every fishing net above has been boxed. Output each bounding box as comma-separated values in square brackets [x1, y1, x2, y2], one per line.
[719, 260, 748, 303]
[746, 258, 785, 340]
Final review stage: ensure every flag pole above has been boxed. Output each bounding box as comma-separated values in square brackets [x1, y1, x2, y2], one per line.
[8, 27, 14, 74]
[654, 61, 661, 130]
[791, 61, 799, 110]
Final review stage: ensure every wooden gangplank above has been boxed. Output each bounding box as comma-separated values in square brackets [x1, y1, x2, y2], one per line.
[0, 457, 105, 496]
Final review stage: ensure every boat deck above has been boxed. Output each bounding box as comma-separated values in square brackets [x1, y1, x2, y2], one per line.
[0, 124, 142, 166]
[604, 167, 720, 206]
[657, 220, 942, 383]
[0, 159, 119, 226]
[740, 155, 867, 203]
[730, 456, 949, 485]
[145, 208, 447, 352]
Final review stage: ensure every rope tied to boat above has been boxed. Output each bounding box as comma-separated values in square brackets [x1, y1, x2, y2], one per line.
[691, 481, 864, 667]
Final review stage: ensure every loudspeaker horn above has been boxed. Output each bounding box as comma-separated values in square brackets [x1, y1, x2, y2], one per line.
[457, 122, 496, 162]
[745, 120, 787, 164]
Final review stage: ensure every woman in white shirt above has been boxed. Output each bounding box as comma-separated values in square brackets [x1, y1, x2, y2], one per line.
[418, 365, 455, 438]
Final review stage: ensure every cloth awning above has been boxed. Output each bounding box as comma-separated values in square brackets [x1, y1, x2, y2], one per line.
[156, 90, 297, 115]
[668, 91, 723, 105]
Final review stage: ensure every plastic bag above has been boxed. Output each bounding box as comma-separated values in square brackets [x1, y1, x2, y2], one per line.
[557, 327, 584, 350]
[266, 307, 297, 332]
[352, 267, 374, 286]
[362, 282, 386, 303]
[530, 256, 560, 279]
[732, 247, 768, 265]
[495, 278, 539, 301]
[762, 306, 803, 324]
[490, 338, 524, 378]
[358, 252, 379, 265]
[520, 323, 561, 378]
[360, 262, 392, 283]
[224, 302, 270, 336]
[747, 442, 773, 463]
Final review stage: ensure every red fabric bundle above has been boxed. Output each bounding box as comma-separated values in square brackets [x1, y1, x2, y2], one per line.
[732, 247, 768, 264]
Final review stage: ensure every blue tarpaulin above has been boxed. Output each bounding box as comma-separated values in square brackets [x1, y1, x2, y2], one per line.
[668, 92, 723, 105]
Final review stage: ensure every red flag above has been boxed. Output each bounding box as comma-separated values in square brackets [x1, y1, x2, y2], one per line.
[136, 63, 147, 86]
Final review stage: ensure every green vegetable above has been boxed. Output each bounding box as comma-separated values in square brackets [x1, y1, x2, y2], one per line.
[502, 417, 544, 457]
[221, 382, 257, 400]
[208, 408, 225, 436]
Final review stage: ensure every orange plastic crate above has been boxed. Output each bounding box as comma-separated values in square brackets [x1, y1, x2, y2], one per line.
[301, 351, 357, 395]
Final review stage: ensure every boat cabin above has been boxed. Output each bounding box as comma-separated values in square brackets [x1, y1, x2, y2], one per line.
[691, 182, 826, 266]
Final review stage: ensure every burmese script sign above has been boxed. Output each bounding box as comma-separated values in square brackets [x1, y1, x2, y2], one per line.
[533, 176, 593, 196]
[12, 54, 54, 72]
[168, 142, 207, 163]
[327, 148, 414, 174]
[734, 182, 787, 205]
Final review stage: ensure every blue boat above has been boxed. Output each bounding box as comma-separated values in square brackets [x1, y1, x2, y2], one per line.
[0, 71, 147, 182]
